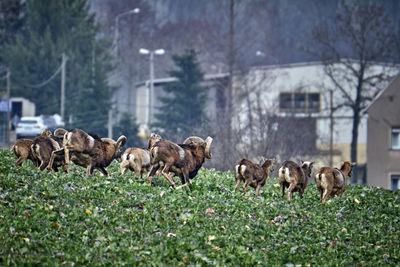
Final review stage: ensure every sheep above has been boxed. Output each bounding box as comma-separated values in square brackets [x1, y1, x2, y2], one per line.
[119, 132, 162, 178]
[11, 130, 53, 167]
[314, 161, 356, 203]
[147, 136, 213, 189]
[234, 158, 274, 196]
[47, 128, 126, 176]
[278, 160, 314, 200]
[11, 139, 38, 167]
[31, 133, 65, 171]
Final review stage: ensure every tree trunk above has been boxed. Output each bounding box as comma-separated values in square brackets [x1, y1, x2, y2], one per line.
[350, 108, 359, 184]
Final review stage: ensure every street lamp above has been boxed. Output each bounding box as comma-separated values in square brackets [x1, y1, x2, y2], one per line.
[108, 8, 140, 139]
[114, 8, 140, 56]
[256, 50, 278, 64]
[139, 48, 165, 125]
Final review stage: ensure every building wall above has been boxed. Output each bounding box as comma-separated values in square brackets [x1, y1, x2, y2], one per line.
[367, 75, 400, 189]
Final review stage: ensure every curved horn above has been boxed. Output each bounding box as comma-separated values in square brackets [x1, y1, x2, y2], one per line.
[54, 128, 67, 136]
[116, 135, 127, 148]
[204, 136, 213, 159]
[183, 136, 204, 145]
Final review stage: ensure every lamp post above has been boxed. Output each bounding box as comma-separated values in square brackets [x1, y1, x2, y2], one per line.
[139, 48, 165, 126]
[108, 8, 140, 139]
[114, 8, 140, 56]
[255, 50, 278, 64]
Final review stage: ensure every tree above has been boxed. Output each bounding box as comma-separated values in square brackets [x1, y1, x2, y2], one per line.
[113, 113, 142, 148]
[154, 49, 208, 139]
[0, 0, 24, 66]
[2, 0, 114, 136]
[311, 1, 398, 183]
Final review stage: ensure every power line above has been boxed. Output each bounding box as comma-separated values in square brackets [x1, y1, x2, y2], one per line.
[12, 62, 63, 89]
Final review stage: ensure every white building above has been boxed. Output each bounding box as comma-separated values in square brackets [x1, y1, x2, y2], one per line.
[232, 61, 398, 168]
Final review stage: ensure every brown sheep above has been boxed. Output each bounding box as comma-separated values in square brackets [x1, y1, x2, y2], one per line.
[148, 137, 213, 189]
[234, 158, 274, 196]
[31, 134, 65, 171]
[119, 133, 162, 177]
[120, 148, 151, 177]
[314, 161, 356, 203]
[11, 139, 38, 167]
[47, 128, 126, 176]
[278, 160, 314, 200]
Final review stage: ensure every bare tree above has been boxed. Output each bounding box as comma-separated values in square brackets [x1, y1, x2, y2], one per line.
[311, 1, 398, 183]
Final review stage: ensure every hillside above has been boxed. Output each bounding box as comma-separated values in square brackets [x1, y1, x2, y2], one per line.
[0, 149, 399, 265]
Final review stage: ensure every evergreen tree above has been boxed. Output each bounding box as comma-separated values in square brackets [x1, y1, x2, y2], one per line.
[113, 113, 142, 148]
[0, 0, 24, 66]
[2, 0, 113, 136]
[154, 49, 208, 138]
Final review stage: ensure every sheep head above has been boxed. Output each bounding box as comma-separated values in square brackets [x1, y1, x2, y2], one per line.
[183, 136, 212, 159]
[301, 161, 314, 177]
[148, 133, 162, 149]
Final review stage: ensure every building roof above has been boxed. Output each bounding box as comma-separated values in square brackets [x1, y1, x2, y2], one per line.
[135, 72, 229, 87]
[363, 73, 400, 114]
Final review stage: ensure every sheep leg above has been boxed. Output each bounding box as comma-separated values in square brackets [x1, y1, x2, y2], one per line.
[39, 160, 48, 171]
[15, 156, 26, 166]
[86, 165, 95, 176]
[120, 161, 128, 175]
[255, 184, 262, 196]
[47, 148, 65, 172]
[161, 171, 176, 189]
[64, 147, 71, 172]
[286, 182, 297, 201]
[99, 166, 108, 177]
[321, 186, 332, 203]
[319, 188, 323, 201]
[280, 182, 285, 198]
[176, 169, 191, 190]
[234, 175, 241, 191]
[242, 180, 250, 195]
[159, 164, 176, 189]
[147, 163, 160, 184]
[299, 186, 305, 199]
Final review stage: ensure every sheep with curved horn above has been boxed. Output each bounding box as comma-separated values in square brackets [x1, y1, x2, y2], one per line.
[148, 136, 213, 189]
[47, 128, 126, 176]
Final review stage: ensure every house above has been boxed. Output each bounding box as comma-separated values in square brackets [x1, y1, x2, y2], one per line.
[231, 61, 397, 177]
[366, 74, 400, 190]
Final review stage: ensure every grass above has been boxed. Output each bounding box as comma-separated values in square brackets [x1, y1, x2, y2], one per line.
[0, 149, 399, 266]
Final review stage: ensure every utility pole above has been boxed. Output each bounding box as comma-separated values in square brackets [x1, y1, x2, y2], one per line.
[61, 53, 67, 121]
[6, 70, 10, 144]
[149, 51, 154, 124]
[329, 90, 334, 166]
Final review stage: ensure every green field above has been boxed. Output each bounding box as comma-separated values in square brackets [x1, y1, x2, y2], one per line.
[0, 149, 399, 266]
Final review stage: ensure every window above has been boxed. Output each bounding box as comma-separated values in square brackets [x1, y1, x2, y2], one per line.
[279, 93, 292, 109]
[279, 92, 320, 113]
[294, 93, 306, 110]
[308, 93, 320, 112]
[391, 128, 400, 150]
[391, 174, 400, 190]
